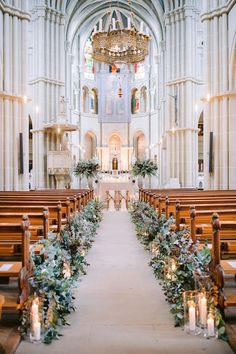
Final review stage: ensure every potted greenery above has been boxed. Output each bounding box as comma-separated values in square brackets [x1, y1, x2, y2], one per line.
[73, 159, 100, 188]
[131, 159, 158, 188]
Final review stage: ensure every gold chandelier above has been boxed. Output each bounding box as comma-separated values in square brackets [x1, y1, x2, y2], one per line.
[92, 2, 150, 65]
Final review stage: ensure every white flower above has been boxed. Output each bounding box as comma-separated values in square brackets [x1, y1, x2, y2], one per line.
[62, 262, 71, 278]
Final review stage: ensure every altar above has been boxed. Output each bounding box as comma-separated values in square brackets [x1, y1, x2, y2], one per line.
[98, 176, 135, 201]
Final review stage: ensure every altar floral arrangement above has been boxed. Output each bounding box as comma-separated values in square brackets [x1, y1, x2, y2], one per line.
[131, 159, 158, 178]
[73, 159, 100, 179]
[19, 200, 103, 344]
[129, 200, 227, 340]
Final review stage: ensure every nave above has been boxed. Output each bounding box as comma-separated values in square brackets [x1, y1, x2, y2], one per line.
[16, 211, 232, 354]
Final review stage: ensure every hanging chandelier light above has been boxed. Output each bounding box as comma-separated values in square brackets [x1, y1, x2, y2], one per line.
[92, 0, 151, 65]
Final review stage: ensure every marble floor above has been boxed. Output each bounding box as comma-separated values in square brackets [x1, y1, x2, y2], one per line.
[16, 211, 233, 354]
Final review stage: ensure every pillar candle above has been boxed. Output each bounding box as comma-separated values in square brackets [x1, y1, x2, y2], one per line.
[189, 303, 196, 331]
[200, 294, 207, 326]
[112, 18, 116, 30]
[207, 314, 214, 336]
[31, 299, 38, 318]
[33, 319, 41, 340]
[94, 25, 97, 33]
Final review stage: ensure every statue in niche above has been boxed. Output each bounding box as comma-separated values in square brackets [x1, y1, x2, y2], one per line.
[112, 156, 118, 170]
[59, 96, 66, 115]
[61, 133, 70, 151]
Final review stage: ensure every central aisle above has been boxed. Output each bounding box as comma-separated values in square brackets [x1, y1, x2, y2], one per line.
[17, 211, 232, 354]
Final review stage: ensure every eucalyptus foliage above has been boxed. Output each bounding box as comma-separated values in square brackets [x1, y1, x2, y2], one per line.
[19, 200, 103, 344]
[131, 159, 158, 178]
[129, 200, 227, 339]
[73, 159, 100, 179]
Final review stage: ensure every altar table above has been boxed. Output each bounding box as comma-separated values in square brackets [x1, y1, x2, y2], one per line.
[98, 179, 135, 201]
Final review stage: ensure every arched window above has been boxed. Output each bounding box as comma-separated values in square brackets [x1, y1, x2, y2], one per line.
[82, 86, 89, 113]
[133, 132, 145, 161]
[85, 132, 97, 160]
[84, 37, 94, 80]
[134, 62, 145, 80]
[131, 88, 140, 114]
[90, 88, 98, 114]
[140, 86, 147, 113]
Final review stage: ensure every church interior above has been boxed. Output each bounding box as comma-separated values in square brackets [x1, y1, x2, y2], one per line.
[0, 0, 236, 353]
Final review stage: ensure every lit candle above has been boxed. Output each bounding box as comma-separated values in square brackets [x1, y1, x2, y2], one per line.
[207, 313, 214, 336]
[189, 302, 196, 331]
[127, 17, 131, 29]
[199, 294, 207, 326]
[112, 18, 116, 30]
[31, 298, 38, 318]
[140, 21, 143, 33]
[33, 319, 41, 341]
[99, 19, 103, 32]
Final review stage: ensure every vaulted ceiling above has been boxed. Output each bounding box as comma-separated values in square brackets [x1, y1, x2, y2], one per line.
[63, 0, 167, 52]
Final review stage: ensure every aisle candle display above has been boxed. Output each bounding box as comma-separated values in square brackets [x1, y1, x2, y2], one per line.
[189, 302, 196, 331]
[199, 293, 207, 326]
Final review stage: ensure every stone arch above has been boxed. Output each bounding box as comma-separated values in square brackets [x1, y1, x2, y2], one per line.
[109, 132, 122, 170]
[82, 86, 89, 113]
[140, 86, 147, 113]
[133, 130, 146, 161]
[84, 131, 97, 160]
[91, 88, 98, 114]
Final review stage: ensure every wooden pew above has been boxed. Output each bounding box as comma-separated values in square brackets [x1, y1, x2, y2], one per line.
[167, 197, 236, 219]
[0, 205, 63, 234]
[0, 215, 31, 316]
[210, 214, 236, 314]
[0, 210, 49, 241]
[175, 202, 236, 230]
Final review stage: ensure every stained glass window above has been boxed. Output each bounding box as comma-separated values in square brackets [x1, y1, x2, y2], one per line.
[134, 62, 145, 80]
[84, 37, 94, 80]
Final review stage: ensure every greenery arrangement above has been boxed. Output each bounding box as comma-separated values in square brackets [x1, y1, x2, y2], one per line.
[19, 200, 103, 344]
[73, 159, 100, 179]
[131, 159, 158, 178]
[129, 200, 227, 340]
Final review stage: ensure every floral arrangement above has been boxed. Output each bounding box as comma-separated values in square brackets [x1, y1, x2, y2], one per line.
[73, 159, 100, 179]
[19, 200, 103, 344]
[131, 159, 158, 178]
[129, 200, 227, 340]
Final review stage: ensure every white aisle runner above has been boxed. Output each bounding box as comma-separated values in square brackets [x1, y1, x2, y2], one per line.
[17, 211, 233, 354]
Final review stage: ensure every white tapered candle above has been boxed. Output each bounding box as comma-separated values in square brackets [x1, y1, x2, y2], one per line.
[140, 21, 143, 33]
[99, 19, 103, 31]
